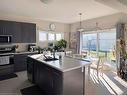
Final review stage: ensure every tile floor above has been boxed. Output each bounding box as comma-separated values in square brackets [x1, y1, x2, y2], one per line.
[0, 70, 127, 95]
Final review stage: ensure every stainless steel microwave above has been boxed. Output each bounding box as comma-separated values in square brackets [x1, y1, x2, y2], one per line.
[0, 35, 12, 43]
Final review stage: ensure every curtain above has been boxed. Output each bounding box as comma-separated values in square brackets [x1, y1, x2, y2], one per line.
[116, 23, 127, 80]
[76, 31, 80, 54]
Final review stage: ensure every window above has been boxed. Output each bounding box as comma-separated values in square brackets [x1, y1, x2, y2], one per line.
[48, 33, 55, 41]
[82, 33, 97, 56]
[39, 32, 47, 41]
[56, 33, 62, 41]
[81, 29, 116, 58]
[39, 31, 64, 42]
[99, 31, 116, 57]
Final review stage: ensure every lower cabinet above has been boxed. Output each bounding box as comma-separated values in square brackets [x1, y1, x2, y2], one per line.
[27, 57, 84, 95]
[14, 53, 37, 72]
[37, 63, 53, 95]
[28, 58, 63, 95]
[27, 57, 34, 82]
[52, 69, 63, 95]
[14, 54, 27, 72]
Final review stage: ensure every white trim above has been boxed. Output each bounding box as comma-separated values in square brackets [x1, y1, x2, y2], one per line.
[82, 28, 116, 34]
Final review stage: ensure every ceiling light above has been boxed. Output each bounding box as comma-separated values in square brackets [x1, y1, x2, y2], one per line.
[40, 0, 53, 4]
[77, 13, 85, 32]
[95, 22, 102, 30]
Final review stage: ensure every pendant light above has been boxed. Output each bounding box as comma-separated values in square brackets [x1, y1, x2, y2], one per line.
[40, 0, 52, 4]
[95, 22, 102, 30]
[77, 13, 85, 32]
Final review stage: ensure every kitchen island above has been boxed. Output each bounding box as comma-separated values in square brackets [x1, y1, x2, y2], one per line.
[27, 54, 91, 95]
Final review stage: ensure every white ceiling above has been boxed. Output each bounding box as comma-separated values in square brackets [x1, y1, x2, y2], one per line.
[0, 0, 118, 23]
[95, 0, 127, 13]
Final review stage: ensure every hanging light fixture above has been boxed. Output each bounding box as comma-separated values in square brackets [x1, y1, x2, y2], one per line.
[77, 13, 85, 32]
[95, 22, 102, 30]
[40, 0, 53, 4]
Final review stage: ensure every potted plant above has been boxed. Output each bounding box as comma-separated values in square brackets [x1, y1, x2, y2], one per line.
[54, 39, 67, 52]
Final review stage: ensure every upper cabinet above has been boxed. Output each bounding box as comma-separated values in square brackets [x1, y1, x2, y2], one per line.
[0, 20, 14, 35]
[0, 20, 36, 43]
[21, 23, 36, 43]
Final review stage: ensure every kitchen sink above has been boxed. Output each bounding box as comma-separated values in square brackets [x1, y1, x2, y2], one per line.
[44, 58, 58, 61]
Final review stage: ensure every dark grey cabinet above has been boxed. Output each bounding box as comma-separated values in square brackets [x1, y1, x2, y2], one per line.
[38, 64, 53, 95]
[14, 54, 27, 72]
[27, 57, 63, 95]
[0, 20, 14, 35]
[52, 70, 63, 95]
[21, 23, 36, 43]
[14, 52, 38, 72]
[27, 57, 84, 95]
[12, 22, 22, 43]
[0, 20, 36, 43]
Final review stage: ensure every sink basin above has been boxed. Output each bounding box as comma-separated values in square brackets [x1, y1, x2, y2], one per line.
[44, 58, 58, 61]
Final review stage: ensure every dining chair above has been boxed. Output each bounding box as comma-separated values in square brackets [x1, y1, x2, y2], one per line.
[72, 54, 83, 59]
[72, 54, 91, 80]
[90, 56, 105, 77]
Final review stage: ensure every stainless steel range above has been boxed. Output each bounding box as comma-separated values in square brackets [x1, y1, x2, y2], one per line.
[0, 45, 15, 76]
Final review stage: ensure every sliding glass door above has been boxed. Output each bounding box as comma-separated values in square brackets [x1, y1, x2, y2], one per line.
[81, 29, 116, 66]
[99, 31, 116, 60]
[82, 33, 97, 57]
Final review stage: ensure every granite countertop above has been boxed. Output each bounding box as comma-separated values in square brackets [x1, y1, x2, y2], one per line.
[0, 51, 38, 56]
[29, 54, 92, 72]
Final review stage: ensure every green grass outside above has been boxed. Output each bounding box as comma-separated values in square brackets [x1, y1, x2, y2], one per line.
[82, 50, 116, 60]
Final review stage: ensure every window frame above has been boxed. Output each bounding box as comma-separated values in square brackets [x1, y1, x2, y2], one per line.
[38, 30, 64, 42]
[81, 28, 116, 57]
[39, 31, 48, 42]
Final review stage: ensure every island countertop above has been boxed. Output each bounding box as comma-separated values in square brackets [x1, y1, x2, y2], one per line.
[28, 54, 91, 72]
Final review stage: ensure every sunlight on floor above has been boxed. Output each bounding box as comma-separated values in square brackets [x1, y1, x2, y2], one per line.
[114, 76, 127, 88]
[102, 73, 123, 95]
[99, 75, 115, 95]
[89, 69, 126, 95]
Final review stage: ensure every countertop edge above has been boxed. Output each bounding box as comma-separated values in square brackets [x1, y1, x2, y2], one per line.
[28, 55, 92, 73]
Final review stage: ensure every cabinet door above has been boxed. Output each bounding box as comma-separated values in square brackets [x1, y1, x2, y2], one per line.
[53, 71, 63, 95]
[21, 23, 36, 43]
[0, 20, 36, 43]
[12, 22, 22, 43]
[0, 20, 13, 35]
[0, 20, 5, 35]
[37, 64, 53, 95]
[14, 54, 27, 72]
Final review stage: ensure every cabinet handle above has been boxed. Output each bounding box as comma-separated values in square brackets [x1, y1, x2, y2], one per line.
[82, 67, 84, 72]
[8, 36, 9, 42]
